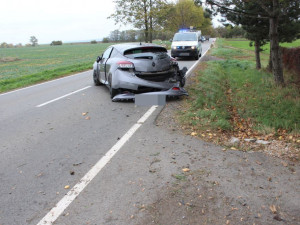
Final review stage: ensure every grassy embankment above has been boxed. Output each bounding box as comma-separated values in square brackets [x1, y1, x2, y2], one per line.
[179, 38, 299, 152]
[0, 43, 112, 93]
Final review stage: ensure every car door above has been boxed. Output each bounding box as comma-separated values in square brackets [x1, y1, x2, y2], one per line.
[99, 47, 113, 83]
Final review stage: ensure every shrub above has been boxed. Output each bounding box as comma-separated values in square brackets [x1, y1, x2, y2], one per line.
[102, 37, 110, 43]
[91, 40, 97, 44]
[50, 40, 63, 46]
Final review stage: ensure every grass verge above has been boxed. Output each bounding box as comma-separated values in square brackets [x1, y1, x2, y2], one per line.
[178, 39, 299, 160]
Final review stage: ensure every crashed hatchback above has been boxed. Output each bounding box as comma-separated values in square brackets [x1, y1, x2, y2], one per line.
[92, 43, 188, 101]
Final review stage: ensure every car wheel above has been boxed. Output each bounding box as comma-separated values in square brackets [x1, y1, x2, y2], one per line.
[109, 86, 119, 99]
[180, 77, 186, 87]
[93, 70, 101, 86]
[195, 53, 199, 60]
[108, 74, 119, 99]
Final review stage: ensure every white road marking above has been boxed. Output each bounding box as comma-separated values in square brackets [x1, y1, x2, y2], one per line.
[36, 105, 158, 225]
[36, 86, 91, 107]
[0, 70, 91, 97]
[185, 46, 210, 78]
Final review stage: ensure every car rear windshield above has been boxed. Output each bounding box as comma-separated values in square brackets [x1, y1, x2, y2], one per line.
[173, 33, 197, 41]
[124, 47, 167, 56]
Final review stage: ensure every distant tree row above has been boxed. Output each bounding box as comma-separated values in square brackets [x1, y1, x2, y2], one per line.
[214, 25, 246, 39]
[0, 42, 24, 48]
[103, 29, 175, 43]
[50, 40, 63, 46]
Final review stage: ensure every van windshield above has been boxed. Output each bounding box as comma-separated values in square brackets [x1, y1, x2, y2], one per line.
[173, 33, 197, 41]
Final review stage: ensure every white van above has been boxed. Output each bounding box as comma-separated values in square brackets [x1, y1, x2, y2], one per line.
[171, 30, 202, 60]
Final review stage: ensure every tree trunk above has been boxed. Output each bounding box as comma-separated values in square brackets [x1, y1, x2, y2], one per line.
[269, 0, 284, 85]
[143, 0, 149, 43]
[267, 47, 272, 72]
[254, 39, 261, 69]
[149, 0, 153, 43]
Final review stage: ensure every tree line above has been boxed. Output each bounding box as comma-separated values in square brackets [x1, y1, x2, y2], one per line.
[109, 0, 214, 43]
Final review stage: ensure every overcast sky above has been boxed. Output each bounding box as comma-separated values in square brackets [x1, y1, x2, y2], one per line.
[0, 0, 222, 45]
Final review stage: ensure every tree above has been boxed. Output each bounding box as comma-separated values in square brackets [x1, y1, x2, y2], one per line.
[102, 37, 110, 43]
[223, 2, 269, 69]
[30, 36, 38, 46]
[166, 0, 206, 32]
[109, 30, 121, 42]
[109, 0, 170, 43]
[206, 0, 300, 85]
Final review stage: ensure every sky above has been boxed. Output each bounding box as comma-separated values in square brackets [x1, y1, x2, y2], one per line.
[0, 0, 222, 45]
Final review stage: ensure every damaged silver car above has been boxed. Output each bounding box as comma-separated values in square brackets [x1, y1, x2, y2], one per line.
[92, 43, 188, 101]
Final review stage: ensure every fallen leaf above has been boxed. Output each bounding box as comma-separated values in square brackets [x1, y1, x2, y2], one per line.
[182, 168, 190, 172]
[256, 161, 262, 165]
[85, 116, 91, 120]
[191, 132, 197, 136]
[269, 205, 277, 214]
[82, 112, 88, 116]
[230, 147, 237, 150]
[64, 185, 70, 189]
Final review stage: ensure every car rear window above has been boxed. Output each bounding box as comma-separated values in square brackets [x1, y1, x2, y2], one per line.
[124, 47, 167, 56]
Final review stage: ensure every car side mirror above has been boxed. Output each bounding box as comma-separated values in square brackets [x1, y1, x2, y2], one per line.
[96, 56, 102, 63]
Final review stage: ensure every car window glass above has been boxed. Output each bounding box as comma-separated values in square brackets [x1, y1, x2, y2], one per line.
[124, 47, 167, 55]
[110, 48, 119, 58]
[103, 47, 112, 59]
[173, 33, 197, 41]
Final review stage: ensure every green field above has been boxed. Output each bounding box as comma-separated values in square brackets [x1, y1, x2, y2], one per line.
[0, 43, 112, 92]
[223, 38, 300, 53]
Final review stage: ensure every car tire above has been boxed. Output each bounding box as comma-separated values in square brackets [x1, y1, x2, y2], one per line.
[180, 77, 186, 87]
[195, 53, 199, 60]
[93, 70, 101, 86]
[108, 74, 119, 99]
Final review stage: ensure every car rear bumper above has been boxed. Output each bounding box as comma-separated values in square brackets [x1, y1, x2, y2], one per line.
[171, 49, 198, 57]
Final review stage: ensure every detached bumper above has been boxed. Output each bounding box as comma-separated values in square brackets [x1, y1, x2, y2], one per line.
[112, 86, 188, 102]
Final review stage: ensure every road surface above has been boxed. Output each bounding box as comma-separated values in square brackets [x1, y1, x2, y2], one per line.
[0, 40, 212, 225]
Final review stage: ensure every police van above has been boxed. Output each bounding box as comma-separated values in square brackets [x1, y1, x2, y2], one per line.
[171, 29, 202, 60]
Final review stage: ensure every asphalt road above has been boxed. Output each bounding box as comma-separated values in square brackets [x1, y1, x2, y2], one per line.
[0, 40, 212, 225]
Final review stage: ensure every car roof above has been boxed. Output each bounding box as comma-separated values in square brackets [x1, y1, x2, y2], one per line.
[110, 43, 166, 54]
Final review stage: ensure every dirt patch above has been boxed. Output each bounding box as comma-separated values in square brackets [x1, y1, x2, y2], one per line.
[0, 57, 21, 62]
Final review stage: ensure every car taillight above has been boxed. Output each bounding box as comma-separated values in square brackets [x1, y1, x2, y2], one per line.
[172, 87, 180, 91]
[117, 61, 134, 69]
